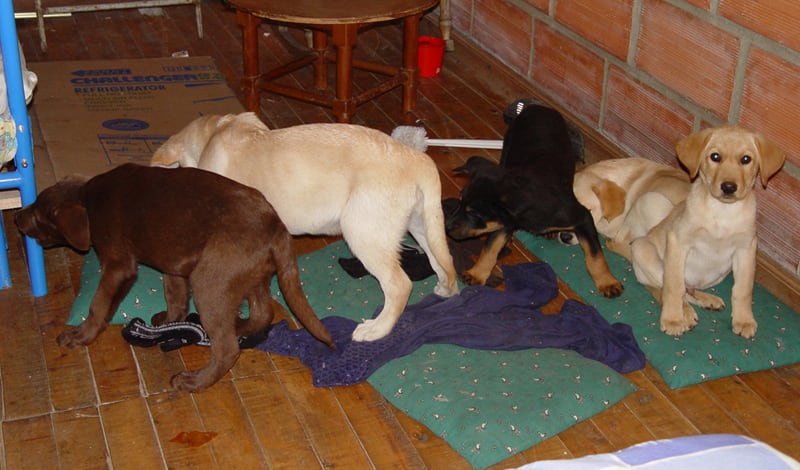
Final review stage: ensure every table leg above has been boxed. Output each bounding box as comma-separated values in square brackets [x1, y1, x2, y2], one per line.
[312, 29, 328, 91]
[236, 10, 261, 113]
[439, 0, 454, 51]
[402, 14, 421, 114]
[331, 23, 358, 123]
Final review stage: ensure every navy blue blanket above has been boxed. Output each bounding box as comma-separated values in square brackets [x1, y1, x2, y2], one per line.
[257, 262, 644, 387]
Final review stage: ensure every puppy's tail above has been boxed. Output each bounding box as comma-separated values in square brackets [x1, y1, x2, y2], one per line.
[272, 235, 336, 350]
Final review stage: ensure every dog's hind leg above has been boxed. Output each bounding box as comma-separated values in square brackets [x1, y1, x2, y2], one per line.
[345, 220, 412, 342]
[407, 206, 458, 297]
[686, 290, 725, 311]
[172, 281, 242, 392]
[573, 214, 624, 297]
[351, 257, 411, 342]
[170, 252, 253, 392]
[236, 283, 275, 337]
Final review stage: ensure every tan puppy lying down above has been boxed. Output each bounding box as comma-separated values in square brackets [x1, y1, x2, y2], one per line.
[573, 157, 691, 260]
[152, 112, 458, 342]
[575, 127, 784, 338]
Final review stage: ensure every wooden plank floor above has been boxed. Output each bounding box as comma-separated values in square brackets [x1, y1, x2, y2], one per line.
[4, 1, 800, 468]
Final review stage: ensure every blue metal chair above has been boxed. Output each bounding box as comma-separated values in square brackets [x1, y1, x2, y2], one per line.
[0, 0, 47, 296]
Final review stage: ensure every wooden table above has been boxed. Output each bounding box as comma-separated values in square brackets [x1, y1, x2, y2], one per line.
[229, 0, 439, 122]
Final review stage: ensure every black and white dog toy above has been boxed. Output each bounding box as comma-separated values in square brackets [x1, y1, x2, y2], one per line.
[122, 313, 268, 351]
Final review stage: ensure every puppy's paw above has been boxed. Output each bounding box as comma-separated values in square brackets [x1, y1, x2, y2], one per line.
[687, 291, 726, 311]
[434, 282, 459, 298]
[57, 325, 99, 348]
[732, 317, 757, 339]
[598, 280, 624, 298]
[151, 310, 188, 326]
[660, 318, 691, 336]
[352, 319, 392, 342]
[171, 371, 208, 393]
[660, 305, 696, 336]
[683, 300, 699, 327]
[151, 311, 168, 326]
[461, 270, 487, 286]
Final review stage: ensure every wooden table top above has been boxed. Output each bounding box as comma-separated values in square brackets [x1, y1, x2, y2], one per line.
[226, 0, 439, 24]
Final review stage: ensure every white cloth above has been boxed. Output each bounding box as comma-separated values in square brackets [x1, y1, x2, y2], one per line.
[1, 40, 38, 164]
[510, 434, 800, 470]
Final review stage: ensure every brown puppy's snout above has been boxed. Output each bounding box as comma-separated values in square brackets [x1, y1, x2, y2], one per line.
[721, 181, 737, 196]
[14, 206, 35, 236]
[13, 209, 24, 230]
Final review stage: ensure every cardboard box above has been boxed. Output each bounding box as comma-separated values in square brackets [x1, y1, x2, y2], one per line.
[28, 56, 244, 179]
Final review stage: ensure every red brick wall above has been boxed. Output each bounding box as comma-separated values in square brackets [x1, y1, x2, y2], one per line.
[450, 0, 800, 278]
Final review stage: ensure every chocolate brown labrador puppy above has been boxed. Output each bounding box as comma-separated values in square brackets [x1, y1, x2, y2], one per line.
[15, 163, 335, 392]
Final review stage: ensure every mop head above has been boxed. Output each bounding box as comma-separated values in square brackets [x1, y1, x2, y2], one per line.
[389, 99, 583, 158]
[391, 126, 429, 152]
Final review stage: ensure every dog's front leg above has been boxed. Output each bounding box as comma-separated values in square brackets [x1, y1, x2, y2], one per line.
[58, 260, 138, 347]
[660, 232, 697, 335]
[730, 237, 757, 338]
[463, 230, 510, 285]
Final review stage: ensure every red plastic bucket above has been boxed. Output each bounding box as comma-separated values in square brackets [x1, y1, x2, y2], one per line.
[418, 36, 446, 78]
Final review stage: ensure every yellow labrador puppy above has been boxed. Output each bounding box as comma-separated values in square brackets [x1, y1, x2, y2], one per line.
[152, 112, 458, 342]
[631, 126, 785, 338]
[573, 157, 691, 260]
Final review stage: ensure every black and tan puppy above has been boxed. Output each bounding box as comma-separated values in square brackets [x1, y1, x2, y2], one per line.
[445, 104, 623, 297]
[15, 163, 334, 392]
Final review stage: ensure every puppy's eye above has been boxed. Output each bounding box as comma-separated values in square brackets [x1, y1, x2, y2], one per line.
[741, 155, 752, 164]
[709, 152, 721, 162]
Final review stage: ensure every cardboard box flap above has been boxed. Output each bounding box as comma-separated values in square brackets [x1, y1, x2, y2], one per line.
[28, 56, 244, 179]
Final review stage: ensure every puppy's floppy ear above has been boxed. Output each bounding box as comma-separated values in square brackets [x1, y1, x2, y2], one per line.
[152, 161, 180, 169]
[53, 203, 91, 251]
[150, 142, 182, 168]
[591, 179, 627, 222]
[62, 173, 90, 184]
[675, 128, 714, 179]
[754, 134, 785, 187]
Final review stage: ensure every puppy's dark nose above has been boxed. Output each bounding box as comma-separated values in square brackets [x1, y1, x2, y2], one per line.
[720, 181, 737, 196]
[721, 182, 737, 195]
